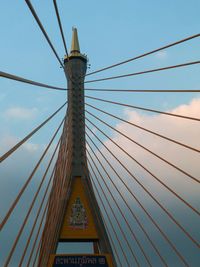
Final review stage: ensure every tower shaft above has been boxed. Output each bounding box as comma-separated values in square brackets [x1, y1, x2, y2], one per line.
[64, 54, 87, 177]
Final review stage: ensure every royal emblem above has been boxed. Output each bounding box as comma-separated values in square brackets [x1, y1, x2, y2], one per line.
[69, 197, 88, 229]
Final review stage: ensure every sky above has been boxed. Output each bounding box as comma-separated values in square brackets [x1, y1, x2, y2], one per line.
[0, 1, 200, 266]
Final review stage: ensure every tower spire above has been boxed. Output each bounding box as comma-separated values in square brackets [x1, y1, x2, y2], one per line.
[65, 27, 87, 61]
[71, 27, 80, 53]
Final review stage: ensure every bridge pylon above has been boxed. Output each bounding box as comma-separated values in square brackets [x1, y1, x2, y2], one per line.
[38, 28, 117, 267]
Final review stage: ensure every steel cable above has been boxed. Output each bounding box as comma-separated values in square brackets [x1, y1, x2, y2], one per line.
[86, 33, 200, 76]
[85, 124, 195, 266]
[3, 132, 62, 267]
[0, 117, 65, 230]
[37, 119, 72, 265]
[87, 147, 151, 267]
[84, 170, 123, 267]
[85, 103, 200, 153]
[25, 0, 64, 68]
[53, 0, 69, 56]
[0, 102, 67, 163]
[0, 71, 66, 91]
[86, 118, 200, 235]
[86, 108, 199, 183]
[85, 96, 200, 121]
[32, 238, 42, 267]
[85, 133, 168, 266]
[85, 61, 200, 84]
[87, 159, 131, 267]
[85, 88, 200, 93]
[26, 201, 49, 267]
[81, 162, 120, 265]
[18, 164, 57, 266]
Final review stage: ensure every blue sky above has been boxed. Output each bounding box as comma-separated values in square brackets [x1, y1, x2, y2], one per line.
[0, 0, 200, 146]
[0, 0, 200, 144]
[0, 1, 200, 266]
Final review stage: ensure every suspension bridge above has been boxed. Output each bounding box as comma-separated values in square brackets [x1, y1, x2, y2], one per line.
[0, 1, 200, 267]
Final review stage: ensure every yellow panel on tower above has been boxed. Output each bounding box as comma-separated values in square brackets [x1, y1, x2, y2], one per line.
[59, 177, 98, 240]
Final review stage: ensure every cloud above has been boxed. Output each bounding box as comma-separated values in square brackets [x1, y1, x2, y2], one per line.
[120, 98, 200, 149]
[86, 97, 200, 265]
[0, 93, 6, 102]
[3, 106, 38, 120]
[0, 134, 55, 267]
[22, 142, 41, 153]
[89, 97, 200, 204]
[0, 134, 41, 155]
[0, 135, 18, 151]
[172, 98, 200, 117]
[155, 50, 167, 59]
[1, 98, 199, 266]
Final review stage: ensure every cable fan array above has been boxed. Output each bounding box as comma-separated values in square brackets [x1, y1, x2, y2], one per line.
[0, 1, 199, 266]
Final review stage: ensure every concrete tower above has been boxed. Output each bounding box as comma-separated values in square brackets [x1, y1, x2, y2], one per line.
[38, 28, 116, 267]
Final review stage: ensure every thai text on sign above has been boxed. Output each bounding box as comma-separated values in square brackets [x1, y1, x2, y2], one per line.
[53, 255, 109, 266]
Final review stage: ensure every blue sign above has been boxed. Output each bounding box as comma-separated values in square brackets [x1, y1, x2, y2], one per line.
[53, 255, 109, 267]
